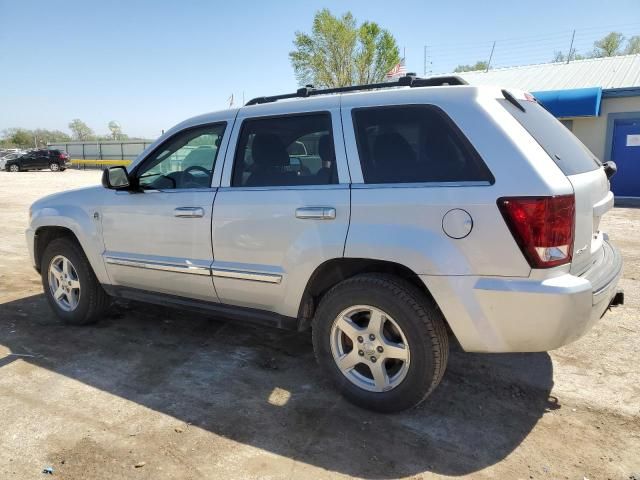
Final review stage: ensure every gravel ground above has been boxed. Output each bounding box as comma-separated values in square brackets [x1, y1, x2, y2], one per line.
[0, 169, 638, 480]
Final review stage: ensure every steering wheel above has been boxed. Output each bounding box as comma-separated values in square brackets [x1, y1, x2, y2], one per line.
[182, 165, 211, 187]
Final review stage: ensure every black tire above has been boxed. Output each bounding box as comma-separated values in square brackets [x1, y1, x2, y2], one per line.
[312, 273, 449, 413]
[8, 163, 20, 172]
[49, 162, 60, 172]
[41, 237, 110, 325]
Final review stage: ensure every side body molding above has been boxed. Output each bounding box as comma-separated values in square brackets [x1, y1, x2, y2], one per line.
[103, 254, 284, 284]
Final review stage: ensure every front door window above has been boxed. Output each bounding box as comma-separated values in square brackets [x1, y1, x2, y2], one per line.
[137, 124, 226, 190]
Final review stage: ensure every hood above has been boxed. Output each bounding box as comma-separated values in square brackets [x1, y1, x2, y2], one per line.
[31, 185, 104, 211]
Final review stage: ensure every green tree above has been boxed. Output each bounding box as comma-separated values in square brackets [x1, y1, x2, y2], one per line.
[592, 32, 625, 57]
[33, 129, 72, 147]
[8, 128, 33, 148]
[552, 50, 586, 63]
[290, 9, 400, 87]
[626, 35, 640, 55]
[68, 119, 94, 141]
[453, 60, 489, 73]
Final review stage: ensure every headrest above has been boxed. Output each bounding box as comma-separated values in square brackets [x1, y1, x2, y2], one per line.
[251, 134, 289, 168]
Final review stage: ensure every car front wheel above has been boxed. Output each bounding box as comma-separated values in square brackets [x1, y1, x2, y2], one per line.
[8, 164, 19, 172]
[41, 237, 110, 325]
[312, 273, 449, 413]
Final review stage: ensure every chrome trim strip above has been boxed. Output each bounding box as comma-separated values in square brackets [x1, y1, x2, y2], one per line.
[351, 181, 492, 189]
[105, 256, 211, 276]
[217, 184, 348, 192]
[210, 267, 282, 284]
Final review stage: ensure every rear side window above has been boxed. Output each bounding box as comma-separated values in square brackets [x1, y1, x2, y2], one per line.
[352, 105, 493, 184]
[232, 113, 337, 187]
[499, 98, 600, 176]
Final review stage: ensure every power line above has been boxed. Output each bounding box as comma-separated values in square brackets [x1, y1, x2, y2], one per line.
[422, 22, 640, 50]
[425, 30, 639, 66]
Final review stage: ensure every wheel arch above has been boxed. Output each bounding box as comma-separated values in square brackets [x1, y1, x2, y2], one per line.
[32, 217, 110, 285]
[34, 226, 81, 273]
[297, 258, 450, 333]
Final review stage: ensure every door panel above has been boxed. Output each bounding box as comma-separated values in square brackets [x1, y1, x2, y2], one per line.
[22, 154, 37, 170]
[35, 151, 49, 168]
[211, 105, 350, 318]
[611, 119, 640, 197]
[101, 190, 218, 301]
[211, 186, 350, 315]
[100, 120, 230, 301]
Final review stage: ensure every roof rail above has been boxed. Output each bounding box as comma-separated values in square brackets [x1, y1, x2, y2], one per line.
[245, 73, 468, 106]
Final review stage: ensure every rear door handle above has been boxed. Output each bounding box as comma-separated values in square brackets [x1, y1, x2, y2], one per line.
[174, 207, 205, 218]
[295, 207, 336, 220]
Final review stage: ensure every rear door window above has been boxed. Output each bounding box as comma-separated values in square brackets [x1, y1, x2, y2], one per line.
[232, 113, 337, 187]
[351, 105, 493, 184]
[499, 98, 601, 176]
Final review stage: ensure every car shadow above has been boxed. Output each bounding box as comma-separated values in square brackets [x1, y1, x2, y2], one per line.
[0, 294, 557, 478]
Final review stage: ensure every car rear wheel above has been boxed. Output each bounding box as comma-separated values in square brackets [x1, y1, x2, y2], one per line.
[312, 273, 449, 413]
[8, 164, 19, 172]
[41, 237, 110, 325]
[49, 162, 60, 172]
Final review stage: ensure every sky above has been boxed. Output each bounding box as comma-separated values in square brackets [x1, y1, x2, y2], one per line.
[1, 0, 639, 139]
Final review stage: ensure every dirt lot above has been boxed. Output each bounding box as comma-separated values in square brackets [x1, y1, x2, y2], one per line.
[0, 169, 638, 480]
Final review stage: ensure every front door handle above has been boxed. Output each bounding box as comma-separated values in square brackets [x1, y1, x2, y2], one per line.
[295, 207, 336, 220]
[174, 207, 205, 218]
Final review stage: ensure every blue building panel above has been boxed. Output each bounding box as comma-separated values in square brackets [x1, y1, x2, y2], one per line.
[532, 87, 602, 118]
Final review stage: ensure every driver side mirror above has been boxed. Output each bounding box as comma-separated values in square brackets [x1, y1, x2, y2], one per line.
[102, 166, 131, 190]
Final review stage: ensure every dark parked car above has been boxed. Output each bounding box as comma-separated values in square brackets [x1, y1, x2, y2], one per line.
[5, 149, 70, 172]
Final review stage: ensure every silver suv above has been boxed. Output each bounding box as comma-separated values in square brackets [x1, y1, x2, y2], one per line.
[27, 75, 624, 412]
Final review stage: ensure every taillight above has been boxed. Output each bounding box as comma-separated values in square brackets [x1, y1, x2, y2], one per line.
[497, 195, 575, 268]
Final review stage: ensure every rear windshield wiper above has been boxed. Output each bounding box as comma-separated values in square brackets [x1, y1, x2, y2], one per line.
[502, 89, 526, 113]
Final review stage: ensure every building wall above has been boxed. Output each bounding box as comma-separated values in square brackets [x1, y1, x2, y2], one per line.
[571, 96, 640, 160]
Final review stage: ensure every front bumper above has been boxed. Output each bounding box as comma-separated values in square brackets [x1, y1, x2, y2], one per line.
[26, 227, 37, 269]
[421, 241, 623, 353]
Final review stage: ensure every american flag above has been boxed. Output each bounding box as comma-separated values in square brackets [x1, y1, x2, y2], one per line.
[386, 58, 407, 79]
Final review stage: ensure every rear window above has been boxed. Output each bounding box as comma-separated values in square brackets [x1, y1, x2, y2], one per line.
[499, 98, 601, 176]
[352, 105, 493, 184]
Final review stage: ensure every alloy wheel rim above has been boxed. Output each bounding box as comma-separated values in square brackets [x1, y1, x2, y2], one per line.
[330, 305, 411, 392]
[10, 164, 18, 172]
[48, 255, 81, 311]
[50, 163, 59, 171]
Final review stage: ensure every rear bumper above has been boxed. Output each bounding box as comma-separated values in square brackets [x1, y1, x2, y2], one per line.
[421, 241, 623, 353]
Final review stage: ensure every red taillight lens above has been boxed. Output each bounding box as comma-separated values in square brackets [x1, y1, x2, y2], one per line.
[498, 195, 575, 268]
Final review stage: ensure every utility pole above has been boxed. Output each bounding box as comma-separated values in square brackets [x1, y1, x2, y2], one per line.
[423, 45, 427, 76]
[567, 30, 576, 64]
[486, 41, 496, 72]
[403, 46, 406, 60]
